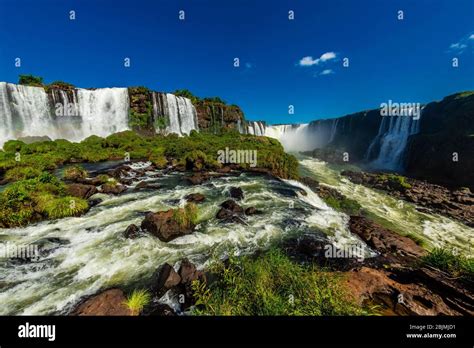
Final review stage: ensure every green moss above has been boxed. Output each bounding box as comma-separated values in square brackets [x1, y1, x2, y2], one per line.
[378, 173, 412, 190]
[192, 248, 370, 316]
[171, 203, 199, 227]
[323, 195, 362, 215]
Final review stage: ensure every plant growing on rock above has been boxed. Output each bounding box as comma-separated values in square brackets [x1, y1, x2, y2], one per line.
[124, 289, 151, 316]
[63, 165, 88, 181]
[4, 166, 42, 182]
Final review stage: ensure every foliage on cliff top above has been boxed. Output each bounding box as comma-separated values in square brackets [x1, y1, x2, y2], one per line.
[18, 74, 44, 87]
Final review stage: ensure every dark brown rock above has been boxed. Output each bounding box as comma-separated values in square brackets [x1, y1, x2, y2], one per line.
[123, 224, 140, 239]
[185, 193, 206, 203]
[66, 183, 98, 200]
[186, 172, 210, 185]
[71, 288, 132, 316]
[229, 187, 244, 200]
[150, 263, 181, 296]
[348, 216, 426, 260]
[101, 183, 127, 195]
[141, 209, 195, 242]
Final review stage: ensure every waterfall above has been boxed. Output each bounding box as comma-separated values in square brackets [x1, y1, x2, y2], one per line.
[366, 115, 421, 171]
[75, 88, 130, 140]
[247, 121, 266, 136]
[156, 93, 198, 136]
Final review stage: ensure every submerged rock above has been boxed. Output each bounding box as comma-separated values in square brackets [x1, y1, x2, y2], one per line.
[229, 186, 244, 200]
[216, 199, 244, 220]
[123, 224, 140, 239]
[185, 193, 206, 203]
[71, 288, 132, 316]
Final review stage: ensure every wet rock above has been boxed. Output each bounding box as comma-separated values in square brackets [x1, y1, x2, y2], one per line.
[299, 176, 320, 192]
[146, 303, 176, 316]
[244, 207, 262, 215]
[71, 288, 132, 316]
[216, 199, 244, 221]
[185, 193, 206, 203]
[134, 181, 160, 191]
[217, 166, 231, 174]
[120, 178, 134, 186]
[177, 259, 206, 310]
[150, 263, 181, 296]
[101, 183, 127, 195]
[186, 172, 210, 185]
[88, 198, 102, 207]
[141, 209, 195, 242]
[344, 267, 465, 316]
[66, 183, 98, 200]
[123, 224, 140, 239]
[348, 216, 426, 260]
[342, 170, 474, 227]
[229, 187, 244, 200]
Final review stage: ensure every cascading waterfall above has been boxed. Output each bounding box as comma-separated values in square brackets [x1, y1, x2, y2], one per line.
[154, 93, 198, 136]
[0, 83, 130, 146]
[0, 82, 60, 143]
[366, 115, 421, 171]
[0, 82, 199, 146]
[75, 88, 130, 139]
[247, 121, 334, 152]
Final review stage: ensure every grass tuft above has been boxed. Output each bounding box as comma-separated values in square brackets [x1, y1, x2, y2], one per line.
[124, 289, 151, 316]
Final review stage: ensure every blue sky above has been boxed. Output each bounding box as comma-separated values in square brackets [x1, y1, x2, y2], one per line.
[0, 0, 473, 124]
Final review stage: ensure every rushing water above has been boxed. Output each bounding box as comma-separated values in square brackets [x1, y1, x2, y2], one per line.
[0, 158, 472, 315]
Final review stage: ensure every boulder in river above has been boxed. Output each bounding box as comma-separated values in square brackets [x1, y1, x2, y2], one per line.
[150, 263, 181, 296]
[185, 193, 206, 203]
[123, 224, 140, 239]
[229, 187, 244, 200]
[71, 288, 132, 316]
[66, 183, 98, 200]
[141, 208, 196, 242]
[101, 182, 127, 195]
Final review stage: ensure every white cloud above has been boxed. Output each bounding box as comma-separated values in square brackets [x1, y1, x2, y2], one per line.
[299, 56, 318, 66]
[298, 52, 337, 66]
[319, 69, 334, 75]
[470, 34, 474, 40]
[450, 43, 467, 50]
[319, 52, 336, 62]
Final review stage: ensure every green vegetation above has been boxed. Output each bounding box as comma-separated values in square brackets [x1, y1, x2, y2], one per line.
[172, 203, 199, 227]
[421, 248, 473, 282]
[192, 248, 369, 316]
[174, 89, 200, 104]
[378, 173, 412, 190]
[18, 74, 44, 86]
[323, 195, 361, 215]
[124, 289, 151, 316]
[128, 87, 153, 131]
[4, 166, 42, 182]
[63, 165, 88, 181]
[0, 172, 88, 227]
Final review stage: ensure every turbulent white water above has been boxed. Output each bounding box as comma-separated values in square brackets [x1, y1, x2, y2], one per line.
[0, 162, 372, 315]
[0, 158, 472, 315]
[365, 115, 420, 171]
[299, 157, 474, 252]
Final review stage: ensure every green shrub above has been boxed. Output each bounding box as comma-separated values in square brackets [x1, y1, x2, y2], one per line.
[3, 140, 26, 153]
[18, 74, 43, 86]
[4, 166, 43, 182]
[421, 248, 473, 282]
[63, 165, 88, 181]
[172, 203, 198, 227]
[192, 249, 369, 316]
[37, 196, 89, 219]
[323, 196, 362, 215]
[124, 289, 151, 316]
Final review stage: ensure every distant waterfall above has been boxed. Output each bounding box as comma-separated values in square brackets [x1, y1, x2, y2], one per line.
[0, 82, 200, 147]
[0, 83, 130, 146]
[366, 115, 421, 170]
[247, 121, 266, 136]
[152, 92, 198, 136]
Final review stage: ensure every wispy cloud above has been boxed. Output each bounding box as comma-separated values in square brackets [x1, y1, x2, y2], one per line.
[449, 32, 474, 53]
[298, 52, 336, 67]
[319, 69, 334, 75]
